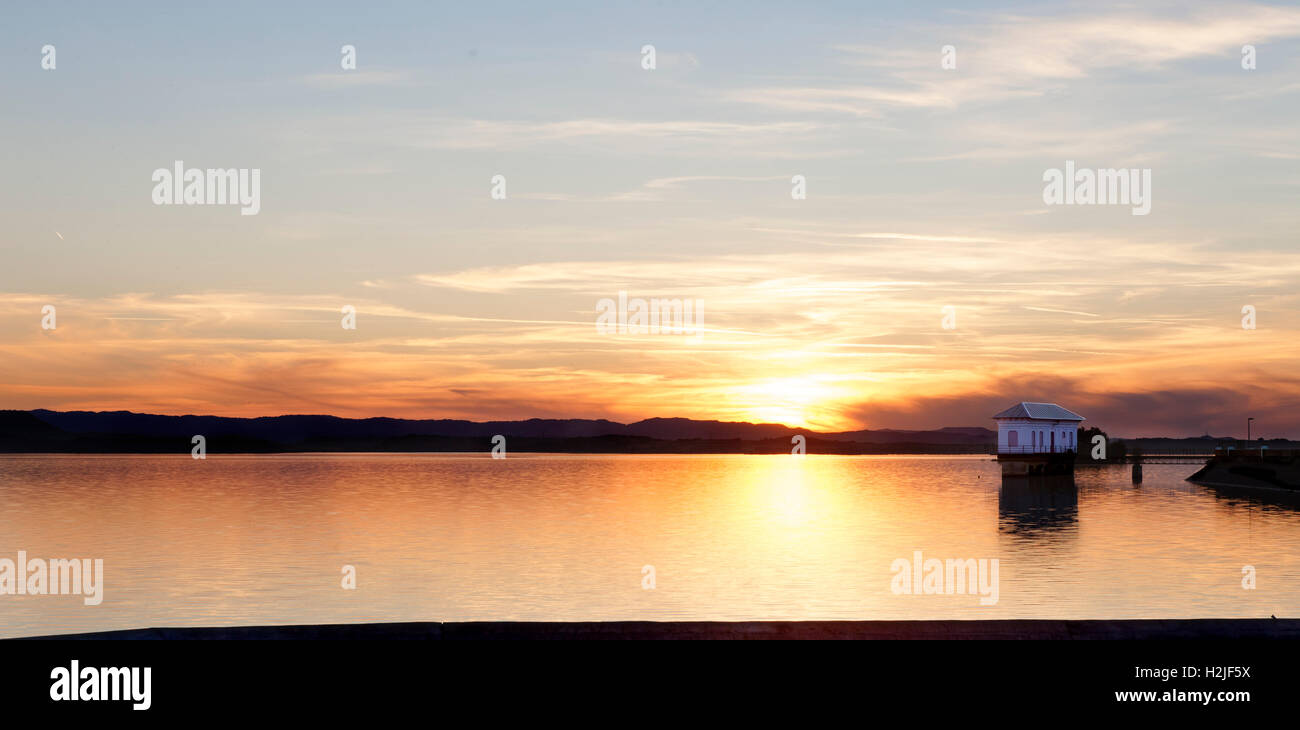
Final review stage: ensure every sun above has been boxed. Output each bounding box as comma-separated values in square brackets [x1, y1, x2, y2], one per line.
[729, 376, 849, 430]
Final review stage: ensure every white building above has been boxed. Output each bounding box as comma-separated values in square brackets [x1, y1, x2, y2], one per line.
[993, 402, 1085, 454]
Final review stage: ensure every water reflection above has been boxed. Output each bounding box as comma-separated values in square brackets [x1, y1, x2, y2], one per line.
[998, 475, 1078, 537]
[1203, 483, 1300, 514]
[4, 454, 1300, 636]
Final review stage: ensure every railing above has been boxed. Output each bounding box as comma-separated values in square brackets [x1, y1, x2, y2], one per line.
[997, 445, 1292, 461]
[1211, 446, 1296, 459]
[1128, 452, 1215, 463]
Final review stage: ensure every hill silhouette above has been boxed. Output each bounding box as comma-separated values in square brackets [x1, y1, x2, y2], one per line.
[0, 409, 998, 454]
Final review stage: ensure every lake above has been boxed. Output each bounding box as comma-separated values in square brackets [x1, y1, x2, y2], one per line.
[1, 453, 1297, 637]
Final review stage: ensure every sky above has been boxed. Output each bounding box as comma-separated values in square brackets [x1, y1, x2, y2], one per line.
[1, 1, 1298, 437]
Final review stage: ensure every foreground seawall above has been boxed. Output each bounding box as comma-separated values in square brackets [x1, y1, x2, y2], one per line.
[1188, 451, 1300, 491]
[14, 619, 1300, 640]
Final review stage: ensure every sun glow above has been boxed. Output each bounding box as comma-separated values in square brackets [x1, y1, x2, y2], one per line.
[729, 376, 851, 430]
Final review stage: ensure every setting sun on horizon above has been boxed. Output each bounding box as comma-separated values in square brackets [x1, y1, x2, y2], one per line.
[4, 2, 1299, 438]
[7, 0, 1300, 701]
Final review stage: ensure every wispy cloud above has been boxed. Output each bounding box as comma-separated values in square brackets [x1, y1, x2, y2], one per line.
[301, 69, 415, 88]
[517, 175, 791, 203]
[731, 4, 1300, 117]
[291, 114, 829, 156]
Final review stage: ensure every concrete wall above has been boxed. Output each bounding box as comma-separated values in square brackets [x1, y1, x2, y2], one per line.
[19, 618, 1300, 640]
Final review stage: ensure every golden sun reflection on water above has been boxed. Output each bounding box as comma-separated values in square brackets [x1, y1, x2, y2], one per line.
[2, 453, 1299, 636]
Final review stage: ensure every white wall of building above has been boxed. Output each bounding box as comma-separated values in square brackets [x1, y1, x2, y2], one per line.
[996, 418, 1079, 454]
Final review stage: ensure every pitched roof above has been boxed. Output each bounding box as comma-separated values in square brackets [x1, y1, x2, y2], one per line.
[992, 402, 1085, 421]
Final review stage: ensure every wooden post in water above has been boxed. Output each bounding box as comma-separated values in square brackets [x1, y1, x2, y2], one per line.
[1132, 451, 1143, 483]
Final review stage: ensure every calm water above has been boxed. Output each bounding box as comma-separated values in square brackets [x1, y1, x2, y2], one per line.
[2, 453, 1298, 637]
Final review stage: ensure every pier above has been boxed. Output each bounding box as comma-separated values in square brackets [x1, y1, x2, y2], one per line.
[1187, 447, 1300, 491]
[1121, 449, 1215, 464]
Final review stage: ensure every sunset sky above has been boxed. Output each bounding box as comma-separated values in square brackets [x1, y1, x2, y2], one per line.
[3, 1, 1299, 437]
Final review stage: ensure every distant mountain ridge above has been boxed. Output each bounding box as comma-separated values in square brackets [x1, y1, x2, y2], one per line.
[0, 409, 999, 454]
[25, 409, 997, 443]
